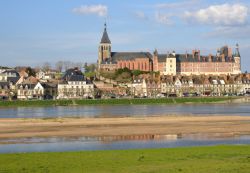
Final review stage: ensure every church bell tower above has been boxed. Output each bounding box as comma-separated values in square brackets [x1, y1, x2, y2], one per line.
[233, 43, 241, 74]
[98, 23, 111, 68]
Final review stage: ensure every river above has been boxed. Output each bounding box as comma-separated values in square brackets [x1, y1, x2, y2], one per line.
[0, 98, 250, 118]
[0, 98, 250, 153]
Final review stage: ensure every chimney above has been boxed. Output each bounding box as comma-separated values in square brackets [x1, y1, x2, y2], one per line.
[208, 54, 212, 62]
[198, 50, 200, 61]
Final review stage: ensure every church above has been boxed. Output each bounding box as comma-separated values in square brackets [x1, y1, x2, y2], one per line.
[97, 23, 153, 72]
[97, 23, 241, 75]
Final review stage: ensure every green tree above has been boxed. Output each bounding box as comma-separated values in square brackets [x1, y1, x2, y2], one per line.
[116, 72, 132, 83]
[25, 67, 36, 77]
[132, 70, 142, 77]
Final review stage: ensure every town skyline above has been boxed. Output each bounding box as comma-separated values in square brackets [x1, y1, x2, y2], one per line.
[0, 0, 250, 72]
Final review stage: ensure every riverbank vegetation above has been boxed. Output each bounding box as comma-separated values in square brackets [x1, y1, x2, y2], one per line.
[0, 97, 234, 107]
[0, 145, 249, 173]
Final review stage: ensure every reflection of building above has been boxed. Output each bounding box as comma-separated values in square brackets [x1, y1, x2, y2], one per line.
[98, 23, 153, 72]
[99, 134, 178, 142]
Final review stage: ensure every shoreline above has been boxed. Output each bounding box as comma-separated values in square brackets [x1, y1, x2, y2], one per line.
[0, 97, 236, 107]
[1, 115, 250, 141]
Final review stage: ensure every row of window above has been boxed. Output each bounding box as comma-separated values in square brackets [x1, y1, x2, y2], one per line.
[19, 91, 43, 95]
[101, 46, 111, 51]
[119, 62, 148, 70]
[68, 81, 86, 85]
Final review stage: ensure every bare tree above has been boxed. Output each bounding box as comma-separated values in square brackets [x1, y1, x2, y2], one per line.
[63, 61, 71, 71]
[34, 66, 41, 73]
[55, 61, 63, 72]
[74, 62, 83, 70]
[42, 62, 51, 72]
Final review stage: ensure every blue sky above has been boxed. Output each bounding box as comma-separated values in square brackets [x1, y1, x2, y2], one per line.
[0, 0, 250, 72]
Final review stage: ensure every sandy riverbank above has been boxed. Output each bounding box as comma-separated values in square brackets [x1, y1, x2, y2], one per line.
[1, 115, 250, 141]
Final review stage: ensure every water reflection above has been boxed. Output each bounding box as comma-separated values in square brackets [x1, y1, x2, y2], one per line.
[1, 133, 250, 153]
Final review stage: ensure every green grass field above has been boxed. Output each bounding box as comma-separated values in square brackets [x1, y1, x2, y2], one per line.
[0, 97, 233, 107]
[0, 145, 250, 173]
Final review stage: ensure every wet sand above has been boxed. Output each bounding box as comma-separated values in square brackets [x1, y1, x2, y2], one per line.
[1, 115, 250, 140]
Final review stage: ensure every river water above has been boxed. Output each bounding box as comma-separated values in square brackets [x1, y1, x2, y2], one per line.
[0, 98, 250, 118]
[0, 98, 250, 153]
[1, 135, 250, 153]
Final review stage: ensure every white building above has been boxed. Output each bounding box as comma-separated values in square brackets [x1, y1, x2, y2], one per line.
[57, 75, 94, 99]
[131, 78, 147, 97]
[17, 82, 44, 100]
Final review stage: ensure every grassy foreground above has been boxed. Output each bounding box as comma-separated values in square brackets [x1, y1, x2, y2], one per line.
[0, 145, 250, 173]
[0, 97, 233, 107]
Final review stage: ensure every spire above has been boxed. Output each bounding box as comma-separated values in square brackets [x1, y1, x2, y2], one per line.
[100, 22, 111, 44]
[153, 48, 158, 56]
[234, 43, 240, 57]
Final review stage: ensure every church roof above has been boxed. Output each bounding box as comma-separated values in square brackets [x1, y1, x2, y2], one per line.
[68, 75, 85, 82]
[100, 23, 111, 44]
[101, 52, 152, 64]
[111, 52, 152, 61]
[158, 54, 167, 62]
[157, 54, 177, 63]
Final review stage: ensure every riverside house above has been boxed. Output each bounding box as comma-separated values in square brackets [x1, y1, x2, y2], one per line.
[57, 75, 94, 99]
[17, 76, 57, 100]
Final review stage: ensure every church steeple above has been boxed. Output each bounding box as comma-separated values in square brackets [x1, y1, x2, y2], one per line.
[234, 43, 240, 57]
[233, 43, 241, 74]
[98, 23, 112, 68]
[100, 22, 111, 44]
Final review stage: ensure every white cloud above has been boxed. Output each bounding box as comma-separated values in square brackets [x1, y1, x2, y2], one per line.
[72, 4, 107, 17]
[156, 0, 200, 9]
[135, 11, 148, 20]
[155, 12, 173, 25]
[204, 26, 250, 39]
[184, 3, 249, 26]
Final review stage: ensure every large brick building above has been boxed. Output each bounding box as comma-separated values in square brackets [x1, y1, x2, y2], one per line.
[98, 23, 153, 72]
[153, 45, 241, 75]
[98, 24, 241, 75]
